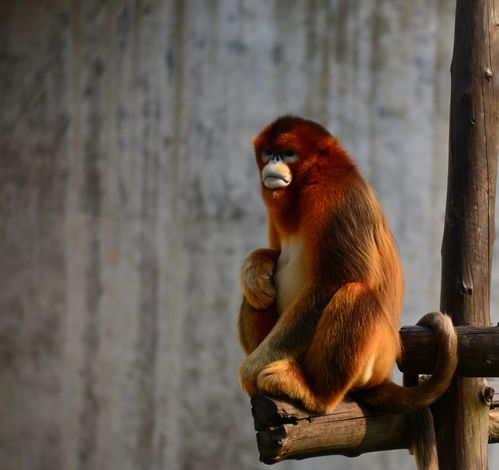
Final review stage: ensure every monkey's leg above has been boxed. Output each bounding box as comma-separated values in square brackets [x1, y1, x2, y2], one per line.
[304, 282, 398, 410]
[257, 283, 396, 413]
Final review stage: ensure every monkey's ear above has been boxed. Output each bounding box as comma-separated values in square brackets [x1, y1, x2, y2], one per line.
[252, 134, 263, 149]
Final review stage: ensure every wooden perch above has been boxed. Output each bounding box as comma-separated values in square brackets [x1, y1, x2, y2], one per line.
[399, 324, 499, 376]
[252, 395, 410, 463]
[252, 390, 499, 464]
[248, 321, 499, 464]
[249, 325, 499, 464]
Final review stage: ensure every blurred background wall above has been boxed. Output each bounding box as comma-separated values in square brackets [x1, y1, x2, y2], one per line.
[1, 1, 498, 469]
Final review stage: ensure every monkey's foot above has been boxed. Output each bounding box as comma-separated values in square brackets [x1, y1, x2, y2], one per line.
[256, 360, 328, 413]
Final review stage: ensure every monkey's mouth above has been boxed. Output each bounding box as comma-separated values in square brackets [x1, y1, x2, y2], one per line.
[263, 176, 291, 189]
[262, 166, 292, 189]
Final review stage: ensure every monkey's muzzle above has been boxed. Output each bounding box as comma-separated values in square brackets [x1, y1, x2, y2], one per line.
[262, 163, 292, 189]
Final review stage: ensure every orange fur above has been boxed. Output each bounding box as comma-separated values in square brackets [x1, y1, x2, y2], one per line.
[238, 117, 457, 464]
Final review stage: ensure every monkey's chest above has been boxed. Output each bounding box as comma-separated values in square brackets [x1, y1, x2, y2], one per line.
[275, 237, 309, 314]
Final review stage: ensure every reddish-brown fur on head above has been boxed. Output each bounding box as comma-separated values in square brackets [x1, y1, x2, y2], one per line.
[253, 116, 354, 190]
[239, 116, 457, 469]
[253, 115, 358, 238]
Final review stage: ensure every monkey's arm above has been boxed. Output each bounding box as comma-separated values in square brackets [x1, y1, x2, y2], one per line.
[239, 283, 327, 396]
[238, 298, 279, 355]
[238, 248, 280, 356]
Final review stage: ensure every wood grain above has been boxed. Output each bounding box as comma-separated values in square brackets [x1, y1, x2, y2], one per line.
[251, 394, 499, 464]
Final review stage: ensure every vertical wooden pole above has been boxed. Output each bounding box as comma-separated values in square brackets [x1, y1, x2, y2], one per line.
[433, 1, 499, 469]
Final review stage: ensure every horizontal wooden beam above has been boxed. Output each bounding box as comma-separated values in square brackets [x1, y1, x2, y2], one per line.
[250, 325, 499, 463]
[252, 391, 499, 464]
[399, 324, 499, 376]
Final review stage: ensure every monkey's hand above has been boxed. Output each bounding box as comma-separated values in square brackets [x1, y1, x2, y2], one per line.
[239, 249, 279, 310]
[238, 350, 272, 396]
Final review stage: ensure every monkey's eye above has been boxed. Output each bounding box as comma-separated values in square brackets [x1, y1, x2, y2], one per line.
[262, 148, 273, 162]
[283, 149, 298, 163]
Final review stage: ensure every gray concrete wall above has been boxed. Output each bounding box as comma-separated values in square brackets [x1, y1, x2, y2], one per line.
[0, 1, 497, 469]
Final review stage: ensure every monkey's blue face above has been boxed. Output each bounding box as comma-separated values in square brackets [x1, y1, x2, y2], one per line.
[261, 148, 299, 164]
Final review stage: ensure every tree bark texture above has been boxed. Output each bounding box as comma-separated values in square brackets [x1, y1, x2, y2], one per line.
[434, 1, 499, 469]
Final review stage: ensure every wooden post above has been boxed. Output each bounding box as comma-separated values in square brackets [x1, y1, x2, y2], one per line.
[432, 1, 499, 469]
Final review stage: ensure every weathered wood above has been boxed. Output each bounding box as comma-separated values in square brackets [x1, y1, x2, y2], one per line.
[399, 324, 499, 377]
[252, 395, 411, 464]
[433, 0, 499, 468]
[252, 393, 499, 464]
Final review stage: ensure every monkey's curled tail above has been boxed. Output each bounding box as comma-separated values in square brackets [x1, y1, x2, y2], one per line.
[353, 311, 458, 413]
